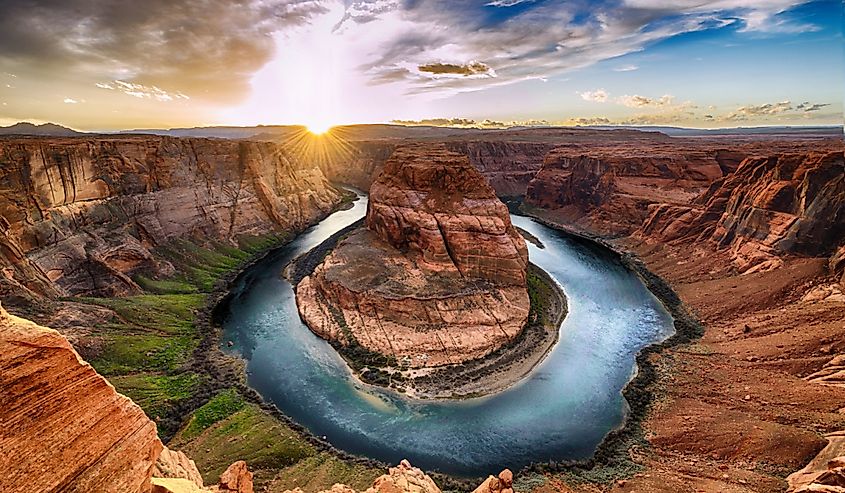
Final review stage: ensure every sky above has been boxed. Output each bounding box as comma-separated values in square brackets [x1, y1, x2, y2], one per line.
[0, 0, 842, 131]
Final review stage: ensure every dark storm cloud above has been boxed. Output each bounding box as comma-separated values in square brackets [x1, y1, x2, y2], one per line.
[0, 0, 328, 102]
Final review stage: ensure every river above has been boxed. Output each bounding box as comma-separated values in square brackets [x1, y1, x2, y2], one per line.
[219, 194, 675, 476]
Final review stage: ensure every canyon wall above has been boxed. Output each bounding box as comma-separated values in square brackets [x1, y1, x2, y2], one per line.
[321, 141, 553, 197]
[523, 146, 747, 235]
[637, 151, 845, 273]
[297, 144, 530, 369]
[0, 302, 162, 492]
[0, 137, 343, 299]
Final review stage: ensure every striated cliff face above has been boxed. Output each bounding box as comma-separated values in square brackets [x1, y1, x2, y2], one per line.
[366, 145, 529, 285]
[297, 145, 530, 369]
[0, 302, 162, 493]
[0, 137, 342, 298]
[524, 146, 741, 235]
[638, 151, 845, 273]
[0, 301, 255, 493]
[443, 141, 553, 197]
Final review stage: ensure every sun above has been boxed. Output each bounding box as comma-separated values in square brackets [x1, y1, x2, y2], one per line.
[305, 120, 334, 135]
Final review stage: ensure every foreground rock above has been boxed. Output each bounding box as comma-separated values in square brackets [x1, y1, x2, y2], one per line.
[0, 136, 342, 300]
[282, 459, 514, 493]
[0, 301, 253, 493]
[297, 144, 530, 369]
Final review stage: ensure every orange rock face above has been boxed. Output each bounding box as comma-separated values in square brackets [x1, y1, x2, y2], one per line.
[366, 145, 528, 285]
[638, 151, 845, 273]
[297, 145, 530, 368]
[0, 303, 162, 493]
[0, 136, 342, 298]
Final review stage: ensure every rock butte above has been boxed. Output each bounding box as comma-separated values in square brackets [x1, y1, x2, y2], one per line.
[297, 144, 530, 368]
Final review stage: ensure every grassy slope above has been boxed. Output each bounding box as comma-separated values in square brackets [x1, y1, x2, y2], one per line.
[67, 223, 380, 491]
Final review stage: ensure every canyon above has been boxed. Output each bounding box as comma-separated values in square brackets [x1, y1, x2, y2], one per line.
[0, 136, 342, 302]
[1, 128, 843, 493]
[295, 144, 537, 388]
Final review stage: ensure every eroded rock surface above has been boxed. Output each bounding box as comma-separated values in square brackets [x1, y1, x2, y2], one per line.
[638, 151, 845, 273]
[297, 144, 529, 368]
[0, 302, 162, 493]
[283, 460, 513, 493]
[0, 137, 342, 299]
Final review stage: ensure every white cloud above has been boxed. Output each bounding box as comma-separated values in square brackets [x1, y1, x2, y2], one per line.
[485, 0, 536, 6]
[63, 98, 80, 104]
[617, 94, 674, 108]
[613, 64, 639, 72]
[96, 80, 190, 101]
[581, 89, 609, 102]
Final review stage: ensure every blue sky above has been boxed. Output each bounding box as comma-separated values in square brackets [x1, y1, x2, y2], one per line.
[0, 0, 841, 129]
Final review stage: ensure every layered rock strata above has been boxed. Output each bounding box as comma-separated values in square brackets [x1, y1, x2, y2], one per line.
[0, 137, 342, 299]
[0, 302, 162, 492]
[0, 301, 254, 493]
[297, 145, 529, 368]
[637, 151, 845, 273]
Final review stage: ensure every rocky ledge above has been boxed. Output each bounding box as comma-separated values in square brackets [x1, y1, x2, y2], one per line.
[296, 145, 558, 394]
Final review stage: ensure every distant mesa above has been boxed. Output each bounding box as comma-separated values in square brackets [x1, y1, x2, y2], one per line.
[295, 144, 531, 372]
[0, 122, 84, 136]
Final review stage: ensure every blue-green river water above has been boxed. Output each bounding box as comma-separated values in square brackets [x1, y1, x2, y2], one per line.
[220, 195, 674, 476]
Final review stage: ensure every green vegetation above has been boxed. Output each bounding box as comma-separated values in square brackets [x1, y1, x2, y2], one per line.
[71, 236, 289, 437]
[171, 404, 317, 485]
[110, 373, 202, 421]
[269, 453, 381, 493]
[527, 269, 554, 326]
[180, 388, 246, 440]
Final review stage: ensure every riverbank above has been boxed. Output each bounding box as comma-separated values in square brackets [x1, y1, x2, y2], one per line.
[285, 222, 567, 399]
[514, 203, 705, 484]
[515, 203, 845, 493]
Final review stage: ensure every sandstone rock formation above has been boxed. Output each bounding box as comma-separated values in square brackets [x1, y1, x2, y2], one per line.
[0, 302, 162, 493]
[788, 432, 845, 492]
[0, 300, 255, 493]
[637, 151, 845, 273]
[320, 141, 551, 198]
[443, 141, 553, 197]
[0, 137, 342, 299]
[297, 145, 530, 368]
[524, 145, 741, 235]
[282, 459, 513, 493]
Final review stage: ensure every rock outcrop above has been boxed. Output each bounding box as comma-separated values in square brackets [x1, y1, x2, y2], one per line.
[320, 141, 551, 198]
[0, 302, 162, 493]
[637, 151, 845, 273]
[0, 137, 342, 299]
[444, 141, 553, 197]
[297, 145, 530, 368]
[0, 300, 255, 493]
[282, 460, 513, 493]
[788, 432, 845, 492]
[524, 145, 741, 235]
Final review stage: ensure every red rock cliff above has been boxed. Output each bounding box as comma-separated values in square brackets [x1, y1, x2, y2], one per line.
[297, 145, 530, 369]
[0, 137, 342, 298]
[638, 151, 845, 273]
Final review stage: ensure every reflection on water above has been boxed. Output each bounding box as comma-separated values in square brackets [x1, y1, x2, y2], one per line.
[220, 194, 674, 476]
